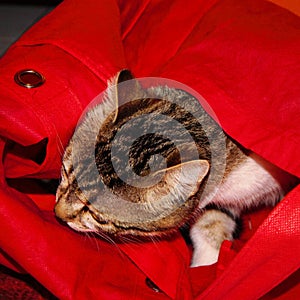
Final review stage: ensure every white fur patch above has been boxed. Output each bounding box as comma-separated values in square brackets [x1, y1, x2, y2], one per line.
[190, 156, 284, 266]
[190, 209, 236, 267]
[200, 156, 284, 214]
[190, 235, 219, 267]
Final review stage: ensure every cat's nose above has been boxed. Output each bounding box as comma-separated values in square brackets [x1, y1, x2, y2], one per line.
[54, 200, 67, 221]
[54, 195, 85, 221]
[54, 200, 72, 221]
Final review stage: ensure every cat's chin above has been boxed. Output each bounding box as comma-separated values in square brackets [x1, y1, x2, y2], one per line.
[66, 214, 101, 233]
[66, 221, 96, 233]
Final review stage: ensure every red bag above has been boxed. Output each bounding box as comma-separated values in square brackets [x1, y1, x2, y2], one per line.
[0, 0, 299, 299]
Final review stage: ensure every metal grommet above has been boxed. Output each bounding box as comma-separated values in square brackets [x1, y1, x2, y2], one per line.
[145, 278, 162, 293]
[14, 69, 45, 88]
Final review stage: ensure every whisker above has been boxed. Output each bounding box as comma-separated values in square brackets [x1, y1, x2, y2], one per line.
[93, 231, 127, 261]
[94, 231, 117, 246]
[120, 235, 141, 244]
[86, 232, 100, 252]
[55, 133, 66, 157]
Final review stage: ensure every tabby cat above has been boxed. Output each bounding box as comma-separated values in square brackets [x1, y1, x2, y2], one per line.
[55, 70, 296, 267]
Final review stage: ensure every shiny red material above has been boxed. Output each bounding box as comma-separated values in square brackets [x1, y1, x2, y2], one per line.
[0, 0, 299, 299]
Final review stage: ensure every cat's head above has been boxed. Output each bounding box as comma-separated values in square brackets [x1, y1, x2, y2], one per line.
[55, 70, 210, 237]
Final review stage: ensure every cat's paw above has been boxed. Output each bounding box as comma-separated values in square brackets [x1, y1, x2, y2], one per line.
[190, 238, 219, 267]
[190, 209, 237, 267]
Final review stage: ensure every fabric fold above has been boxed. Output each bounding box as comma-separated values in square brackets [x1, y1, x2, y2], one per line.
[0, 0, 299, 299]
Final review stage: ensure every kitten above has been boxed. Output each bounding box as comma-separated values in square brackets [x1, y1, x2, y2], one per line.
[55, 70, 297, 267]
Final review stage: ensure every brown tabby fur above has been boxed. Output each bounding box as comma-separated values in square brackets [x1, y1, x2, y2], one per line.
[55, 70, 296, 266]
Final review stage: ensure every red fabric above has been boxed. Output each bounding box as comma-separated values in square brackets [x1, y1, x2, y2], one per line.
[0, 264, 53, 299]
[0, 0, 299, 299]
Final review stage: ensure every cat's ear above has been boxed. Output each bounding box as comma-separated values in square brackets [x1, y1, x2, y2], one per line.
[146, 160, 210, 202]
[110, 69, 144, 123]
[116, 69, 135, 83]
[115, 69, 143, 106]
